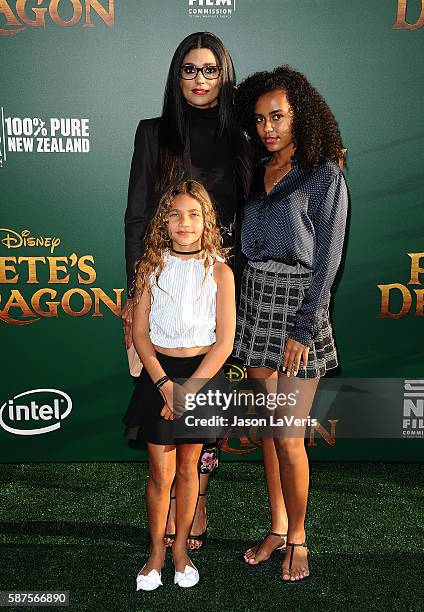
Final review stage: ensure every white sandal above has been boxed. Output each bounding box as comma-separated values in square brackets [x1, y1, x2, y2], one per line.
[174, 564, 199, 588]
[136, 567, 163, 591]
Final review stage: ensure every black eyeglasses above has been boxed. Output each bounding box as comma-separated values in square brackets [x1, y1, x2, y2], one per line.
[180, 64, 222, 80]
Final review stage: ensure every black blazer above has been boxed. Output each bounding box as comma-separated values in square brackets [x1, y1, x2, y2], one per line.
[125, 118, 162, 298]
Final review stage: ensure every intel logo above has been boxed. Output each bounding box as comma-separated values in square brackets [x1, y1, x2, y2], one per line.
[0, 388, 72, 436]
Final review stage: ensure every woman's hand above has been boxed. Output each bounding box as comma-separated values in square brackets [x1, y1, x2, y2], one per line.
[160, 380, 174, 420]
[121, 298, 135, 349]
[173, 383, 189, 418]
[283, 338, 309, 376]
[159, 382, 189, 420]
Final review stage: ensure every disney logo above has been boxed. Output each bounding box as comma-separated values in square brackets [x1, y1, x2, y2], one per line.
[0, 228, 60, 253]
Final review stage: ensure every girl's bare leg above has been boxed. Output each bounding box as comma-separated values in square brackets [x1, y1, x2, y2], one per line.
[275, 375, 319, 581]
[172, 443, 204, 572]
[188, 471, 210, 550]
[139, 443, 176, 576]
[164, 480, 176, 547]
[244, 367, 289, 564]
[168, 452, 214, 549]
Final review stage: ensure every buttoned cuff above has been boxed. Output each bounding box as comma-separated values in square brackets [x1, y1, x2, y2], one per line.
[287, 326, 313, 348]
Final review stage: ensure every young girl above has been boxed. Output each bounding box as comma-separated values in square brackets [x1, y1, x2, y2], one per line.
[122, 31, 251, 550]
[123, 179, 235, 590]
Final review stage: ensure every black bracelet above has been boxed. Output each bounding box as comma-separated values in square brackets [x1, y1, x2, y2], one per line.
[155, 375, 170, 390]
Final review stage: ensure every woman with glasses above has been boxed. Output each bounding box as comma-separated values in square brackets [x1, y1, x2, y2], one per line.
[122, 32, 251, 558]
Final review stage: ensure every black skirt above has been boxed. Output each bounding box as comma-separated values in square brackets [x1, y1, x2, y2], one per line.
[233, 262, 338, 378]
[123, 351, 221, 445]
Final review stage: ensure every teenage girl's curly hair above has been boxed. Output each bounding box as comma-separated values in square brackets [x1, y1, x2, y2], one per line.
[235, 65, 344, 172]
[133, 180, 228, 305]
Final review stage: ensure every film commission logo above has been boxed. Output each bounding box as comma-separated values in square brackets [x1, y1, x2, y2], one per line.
[0, 228, 124, 324]
[403, 380, 424, 438]
[0, 109, 90, 168]
[186, 0, 424, 25]
[0, 389, 72, 436]
[187, 0, 235, 18]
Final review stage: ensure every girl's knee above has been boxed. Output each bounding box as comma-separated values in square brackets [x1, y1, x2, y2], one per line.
[176, 461, 198, 481]
[148, 464, 174, 490]
[275, 437, 305, 462]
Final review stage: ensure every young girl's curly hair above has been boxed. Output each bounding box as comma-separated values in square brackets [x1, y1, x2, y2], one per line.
[235, 65, 344, 172]
[133, 180, 228, 305]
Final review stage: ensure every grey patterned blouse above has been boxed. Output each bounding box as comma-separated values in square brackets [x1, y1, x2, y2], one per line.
[241, 159, 348, 346]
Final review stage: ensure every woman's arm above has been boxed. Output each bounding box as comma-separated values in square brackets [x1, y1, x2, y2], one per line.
[125, 119, 159, 298]
[290, 171, 348, 346]
[132, 281, 175, 418]
[283, 171, 348, 376]
[122, 119, 159, 348]
[132, 283, 168, 385]
[185, 262, 236, 393]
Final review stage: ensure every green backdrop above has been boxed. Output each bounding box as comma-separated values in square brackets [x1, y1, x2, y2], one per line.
[1, 0, 423, 461]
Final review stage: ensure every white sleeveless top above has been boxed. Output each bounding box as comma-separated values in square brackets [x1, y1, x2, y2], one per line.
[149, 251, 222, 348]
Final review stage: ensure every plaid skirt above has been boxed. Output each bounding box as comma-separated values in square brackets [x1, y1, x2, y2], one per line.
[232, 262, 338, 379]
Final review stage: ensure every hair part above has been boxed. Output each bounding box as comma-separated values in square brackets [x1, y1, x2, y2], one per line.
[157, 32, 251, 198]
[235, 65, 344, 172]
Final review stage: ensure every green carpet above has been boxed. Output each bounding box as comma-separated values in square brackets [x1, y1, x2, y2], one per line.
[0, 462, 423, 611]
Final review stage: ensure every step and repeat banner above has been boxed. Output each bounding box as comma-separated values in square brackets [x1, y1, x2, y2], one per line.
[1, 0, 423, 461]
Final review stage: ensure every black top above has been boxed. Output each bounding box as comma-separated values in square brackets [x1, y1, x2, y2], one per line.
[125, 103, 239, 298]
[241, 159, 348, 345]
[186, 103, 237, 230]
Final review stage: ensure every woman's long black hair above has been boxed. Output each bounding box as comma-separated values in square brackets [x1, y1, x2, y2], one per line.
[157, 32, 251, 198]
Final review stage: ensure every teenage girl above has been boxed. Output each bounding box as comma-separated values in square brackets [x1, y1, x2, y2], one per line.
[123, 179, 235, 590]
[233, 65, 348, 582]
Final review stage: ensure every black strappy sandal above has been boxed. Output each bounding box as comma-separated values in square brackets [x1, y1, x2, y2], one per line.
[164, 495, 176, 547]
[243, 531, 287, 564]
[188, 493, 208, 550]
[282, 542, 309, 582]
